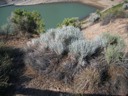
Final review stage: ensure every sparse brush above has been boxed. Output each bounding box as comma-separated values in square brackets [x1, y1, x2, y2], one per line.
[101, 5, 125, 25]
[105, 45, 124, 64]
[101, 13, 114, 25]
[102, 33, 125, 47]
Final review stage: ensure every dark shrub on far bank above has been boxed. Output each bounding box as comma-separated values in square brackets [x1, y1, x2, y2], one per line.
[57, 17, 81, 29]
[9, 9, 45, 36]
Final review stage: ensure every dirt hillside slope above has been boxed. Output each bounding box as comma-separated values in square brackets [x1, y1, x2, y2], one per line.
[83, 18, 128, 52]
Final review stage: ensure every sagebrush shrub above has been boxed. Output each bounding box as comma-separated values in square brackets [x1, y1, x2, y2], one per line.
[26, 26, 84, 55]
[24, 26, 105, 83]
[69, 36, 105, 58]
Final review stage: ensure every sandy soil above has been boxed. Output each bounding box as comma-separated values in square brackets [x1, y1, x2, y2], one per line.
[15, 0, 123, 8]
[79, 0, 124, 8]
[0, 0, 124, 8]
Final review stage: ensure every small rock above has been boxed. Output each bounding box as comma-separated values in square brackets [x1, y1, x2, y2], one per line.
[88, 13, 100, 24]
[123, 3, 128, 10]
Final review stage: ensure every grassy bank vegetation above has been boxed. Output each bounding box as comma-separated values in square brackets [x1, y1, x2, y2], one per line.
[85, 2, 128, 26]
[100, 3, 127, 25]
[57, 17, 81, 29]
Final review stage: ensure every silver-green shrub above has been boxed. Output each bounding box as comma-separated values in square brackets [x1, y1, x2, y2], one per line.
[24, 26, 106, 83]
[26, 26, 84, 55]
[69, 36, 105, 59]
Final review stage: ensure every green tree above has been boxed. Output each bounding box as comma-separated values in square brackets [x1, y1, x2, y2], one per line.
[57, 17, 81, 29]
[10, 9, 45, 36]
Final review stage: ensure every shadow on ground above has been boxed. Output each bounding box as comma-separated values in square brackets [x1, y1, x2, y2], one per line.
[15, 87, 110, 96]
[0, 46, 25, 96]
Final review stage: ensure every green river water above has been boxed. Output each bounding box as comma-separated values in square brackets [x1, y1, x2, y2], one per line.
[0, 3, 96, 29]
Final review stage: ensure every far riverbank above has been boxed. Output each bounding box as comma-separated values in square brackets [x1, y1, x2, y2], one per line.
[0, 0, 124, 9]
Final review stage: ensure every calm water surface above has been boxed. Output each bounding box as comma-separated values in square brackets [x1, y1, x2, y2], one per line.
[0, 3, 96, 29]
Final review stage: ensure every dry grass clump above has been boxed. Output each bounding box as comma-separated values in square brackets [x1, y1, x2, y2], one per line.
[108, 62, 128, 95]
[74, 56, 108, 93]
[74, 57, 128, 95]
